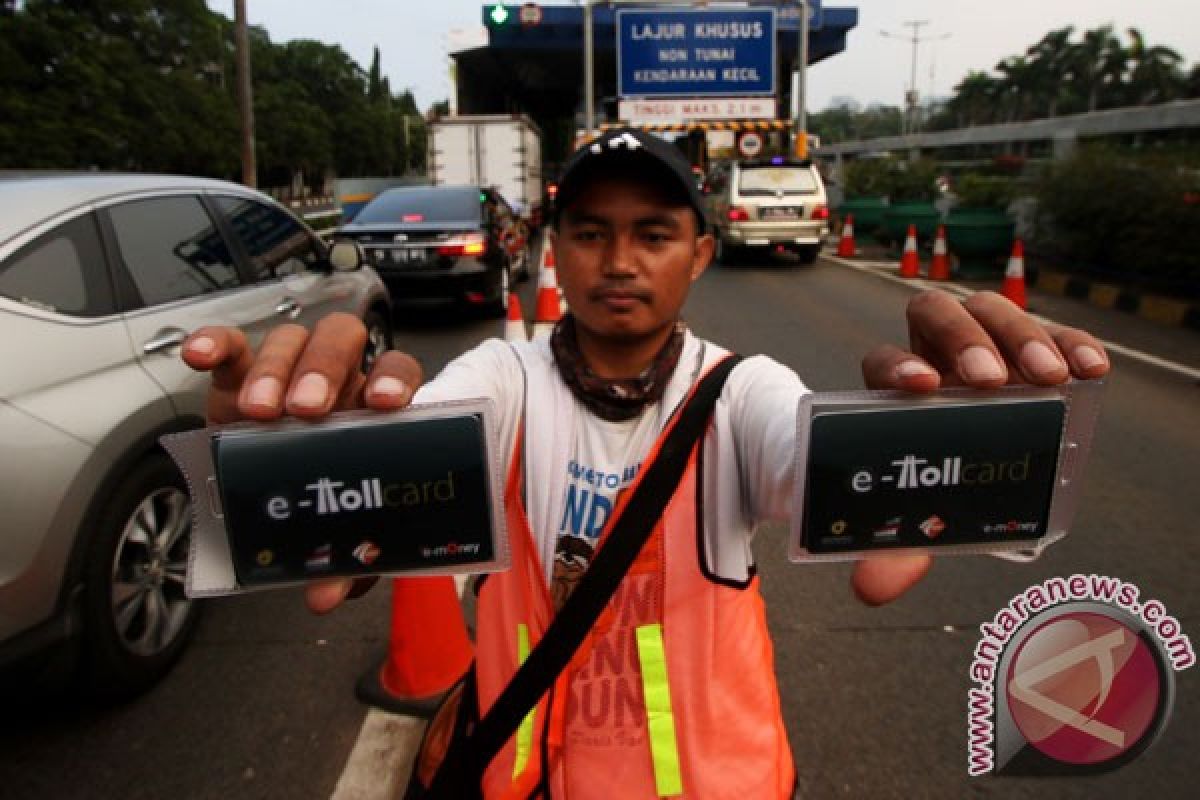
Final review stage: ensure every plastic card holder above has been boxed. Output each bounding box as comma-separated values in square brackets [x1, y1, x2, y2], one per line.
[160, 399, 510, 597]
[789, 381, 1104, 564]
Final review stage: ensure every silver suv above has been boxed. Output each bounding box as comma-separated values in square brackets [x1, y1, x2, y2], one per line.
[705, 158, 830, 264]
[0, 174, 392, 697]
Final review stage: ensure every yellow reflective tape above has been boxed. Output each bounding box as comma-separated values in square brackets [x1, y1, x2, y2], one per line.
[513, 623, 534, 779]
[635, 623, 683, 797]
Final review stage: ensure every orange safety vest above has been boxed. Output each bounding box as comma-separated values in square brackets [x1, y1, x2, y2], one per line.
[474, 369, 796, 799]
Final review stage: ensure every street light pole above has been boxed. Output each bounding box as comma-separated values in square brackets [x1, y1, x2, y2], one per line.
[584, 1, 595, 133]
[794, 0, 808, 158]
[234, 0, 257, 187]
[881, 20, 949, 136]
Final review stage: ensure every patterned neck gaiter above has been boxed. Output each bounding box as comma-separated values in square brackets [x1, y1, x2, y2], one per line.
[549, 314, 686, 422]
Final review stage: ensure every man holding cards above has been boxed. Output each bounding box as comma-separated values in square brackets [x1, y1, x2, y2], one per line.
[183, 128, 1109, 798]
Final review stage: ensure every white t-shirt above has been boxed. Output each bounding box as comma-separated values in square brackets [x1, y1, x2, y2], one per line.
[413, 331, 808, 595]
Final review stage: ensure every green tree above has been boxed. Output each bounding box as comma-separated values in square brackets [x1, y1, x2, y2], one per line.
[1024, 26, 1075, 117]
[367, 45, 386, 105]
[1125, 27, 1184, 105]
[1186, 64, 1200, 98]
[0, 2, 430, 180]
[1070, 25, 1128, 112]
[937, 71, 1000, 128]
[995, 56, 1038, 122]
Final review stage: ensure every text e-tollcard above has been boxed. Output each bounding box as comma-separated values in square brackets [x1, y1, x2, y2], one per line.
[801, 400, 1066, 553]
[213, 413, 495, 586]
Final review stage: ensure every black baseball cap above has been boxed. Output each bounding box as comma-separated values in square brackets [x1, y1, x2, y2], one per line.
[553, 128, 707, 233]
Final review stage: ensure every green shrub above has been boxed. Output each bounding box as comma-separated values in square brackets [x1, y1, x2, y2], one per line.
[843, 158, 892, 197]
[888, 159, 940, 202]
[954, 174, 1016, 209]
[844, 157, 939, 202]
[1034, 147, 1200, 293]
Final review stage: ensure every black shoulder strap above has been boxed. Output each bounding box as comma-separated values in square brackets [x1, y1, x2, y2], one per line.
[429, 354, 742, 796]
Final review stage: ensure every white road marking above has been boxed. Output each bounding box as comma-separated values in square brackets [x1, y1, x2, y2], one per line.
[330, 712, 426, 800]
[824, 253, 1200, 382]
[332, 574, 470, 799]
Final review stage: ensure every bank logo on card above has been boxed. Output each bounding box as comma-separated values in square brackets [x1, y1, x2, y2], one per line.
[967, 575, 1193, 777]
[306, 543, 333, 571]
[352, 541, 381, 566]
[872, 516, 902, 541]
[920, 515, 946, 539]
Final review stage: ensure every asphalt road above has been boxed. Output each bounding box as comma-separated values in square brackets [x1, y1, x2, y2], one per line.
[2, 249, 1196, 799]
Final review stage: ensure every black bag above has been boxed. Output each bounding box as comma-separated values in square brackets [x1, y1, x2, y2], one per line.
[405, 355, 741, 799]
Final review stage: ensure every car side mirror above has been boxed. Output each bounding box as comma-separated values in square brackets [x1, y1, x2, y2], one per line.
[329, 241, 364, 272]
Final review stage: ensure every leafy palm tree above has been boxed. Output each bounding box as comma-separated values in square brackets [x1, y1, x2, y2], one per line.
[1186, 65, 1200, 99]
[1070, 26, 1127, 112]
[947, 70, 999, 127]
[1126, 27, 1185, 105]
[1024, 26, 1074, 116]
[995, 56, 1039, 121]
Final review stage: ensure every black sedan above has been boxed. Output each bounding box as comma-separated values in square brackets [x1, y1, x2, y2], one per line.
[335, 185, 527, 316]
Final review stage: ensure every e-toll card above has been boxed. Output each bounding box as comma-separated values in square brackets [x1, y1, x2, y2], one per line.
[801, 400, 1066, 554]
[212, 413, 496, 586]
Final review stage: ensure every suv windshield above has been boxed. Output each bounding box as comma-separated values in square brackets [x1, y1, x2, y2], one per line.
[355, 187, 482, 225]
[738, 167, 818, 196]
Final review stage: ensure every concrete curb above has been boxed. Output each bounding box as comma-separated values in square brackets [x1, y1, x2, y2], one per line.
[1027, 267, 1200, 332]
[820, 238, 1200, 332]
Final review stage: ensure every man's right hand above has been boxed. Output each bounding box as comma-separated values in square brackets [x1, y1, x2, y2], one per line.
[180, 312, 424, 614]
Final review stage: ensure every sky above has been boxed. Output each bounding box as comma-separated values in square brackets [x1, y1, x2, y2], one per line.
[210, 1, 1200, 112]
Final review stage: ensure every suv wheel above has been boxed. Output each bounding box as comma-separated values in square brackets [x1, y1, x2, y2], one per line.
[796, 244, 820, 265]
[361, 309, 393, 372]
[80, 454, 200, 698]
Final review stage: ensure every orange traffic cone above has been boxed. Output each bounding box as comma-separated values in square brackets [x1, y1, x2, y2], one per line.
[504, 293, 527, 342]
[541, 242, 567, 314]
[532, 277, 562, 342]
[899, 224, 920, 278]
[929, 224, 950, 280]
[836, 214, 857, 257]
[1002, 239, 1028, 310]
[357, 576, 474, 717]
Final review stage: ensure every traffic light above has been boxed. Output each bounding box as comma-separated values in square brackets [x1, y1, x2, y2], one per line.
[488, 4, 510, 26]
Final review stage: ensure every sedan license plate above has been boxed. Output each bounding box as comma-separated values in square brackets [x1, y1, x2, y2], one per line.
[760, 207, 801, 221]
[393, 247, 427, 264]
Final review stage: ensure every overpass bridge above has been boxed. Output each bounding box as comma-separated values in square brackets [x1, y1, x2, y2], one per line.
[815, 99, 1200, 171]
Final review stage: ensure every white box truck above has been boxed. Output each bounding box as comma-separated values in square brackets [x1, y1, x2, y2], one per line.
[428, 115, 542, 222]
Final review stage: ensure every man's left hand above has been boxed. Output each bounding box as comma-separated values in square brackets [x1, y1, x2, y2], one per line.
[851, 290, 1111, 605]
[861, 289, 1109, 392]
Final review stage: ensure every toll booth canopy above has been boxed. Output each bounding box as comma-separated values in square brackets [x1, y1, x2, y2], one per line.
[453, 4, 859, 164]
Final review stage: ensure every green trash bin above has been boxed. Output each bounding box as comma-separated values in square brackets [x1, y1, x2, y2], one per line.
[943, 208, 1015, 278]
[881, 202, 941, 249]
[836, 196, 888, 237]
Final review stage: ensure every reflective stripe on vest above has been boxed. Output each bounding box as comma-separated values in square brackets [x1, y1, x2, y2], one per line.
[635, 623, 684, 797]
[513, 623, 534, 779]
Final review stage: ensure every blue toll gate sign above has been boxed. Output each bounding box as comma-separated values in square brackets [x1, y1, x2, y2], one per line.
[617, 8, 776, 98]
